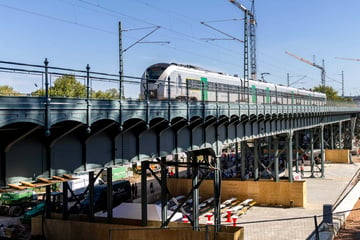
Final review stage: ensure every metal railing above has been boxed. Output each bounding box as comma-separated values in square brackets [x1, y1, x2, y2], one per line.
[106, 207, 360, 240]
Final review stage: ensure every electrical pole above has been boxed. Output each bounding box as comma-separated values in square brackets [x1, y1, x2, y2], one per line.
[229, 0, 257, 83]
[119, 22, 124, 100]
[341, 70, 344, 97]
[118, 22, 169, 99]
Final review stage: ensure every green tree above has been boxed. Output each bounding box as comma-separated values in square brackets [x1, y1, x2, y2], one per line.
[312, 85, 351, 101]
[0, 85, 20, 96]
[30, 75, 119, 99]
[92, 88, 119, 99]
[51, 75, 86, 97]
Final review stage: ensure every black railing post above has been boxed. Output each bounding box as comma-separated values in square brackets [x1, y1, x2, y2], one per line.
[86, 64, 91, 134]
[107, 167, 113, 223]
[167, 76, 171, 122]
[186, 80, 190, 124]
[314, 215, 320, 240]
[44, 58, 51, 137]
[141, 161, 149, 226]
[88, 171, 95, 222]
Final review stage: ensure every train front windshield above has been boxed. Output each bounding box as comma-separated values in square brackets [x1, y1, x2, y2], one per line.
[145, 64, 169, 83]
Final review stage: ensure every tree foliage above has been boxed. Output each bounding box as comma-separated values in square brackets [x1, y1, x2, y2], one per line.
[30, 75, 119, 99]
[0, 85, 20, 96]
[313, 85, 351, 101]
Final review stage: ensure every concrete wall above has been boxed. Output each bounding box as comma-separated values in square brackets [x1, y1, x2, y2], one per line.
[31, 216, 244, 240]
[325, 149, 350, 164]
[168, 178, 306, 207]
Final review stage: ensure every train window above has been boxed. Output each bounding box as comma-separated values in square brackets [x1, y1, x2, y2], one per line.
[146, 66, 167, 83]
[177, 75, 182, 88]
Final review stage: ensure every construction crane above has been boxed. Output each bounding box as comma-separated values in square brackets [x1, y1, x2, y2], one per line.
[229, 0, 257, 85]
[285, 51, 326, 87]
[335, 56, 360, 62]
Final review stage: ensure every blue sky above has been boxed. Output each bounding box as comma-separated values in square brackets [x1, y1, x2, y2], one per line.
[1, 0, 360, 97]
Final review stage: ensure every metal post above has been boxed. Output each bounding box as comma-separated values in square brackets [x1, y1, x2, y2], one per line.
[241, 141, 246, 180]
[86, 64, 91, 134]
[44, 58, 51, 137]
[213, 156, 221, 231]
[186, 80, 190, 124]
[287, 131, 293, 182]
[339, 121, 342, 149]
[330, 124, 334, 149]
[310, 129, 315, 178]
[118, 21, 124, 100]
[107, 167, 113, 223]
[273, 136, 279, 182]
[320, 125, 325, 178]
[141, 161, 149, 226]
[295, 131, 299, 173]
[174, 153, 179, 178]
[253, 139, 259, 180]
[314, 215, 320, 240]
[45, 185, 51, 219]
[160, 156, 168, 228]
[192, 157, 199, 230]
[88, 171, 95, 222]
[167, 76, 171, 122]
[62, 182, 69, 220]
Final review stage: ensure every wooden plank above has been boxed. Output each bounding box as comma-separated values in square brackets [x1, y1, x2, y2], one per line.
[37, 177, 51, 183]
[52, 176, 66, 181]
[20, 181, 36, 187]
[63, 174, 73, 179]
[7, 184, 27, 190]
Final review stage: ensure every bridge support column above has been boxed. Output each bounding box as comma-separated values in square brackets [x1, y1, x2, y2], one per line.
[253, 139, 259, 180]
[295, 132, 299, 173]
[310, 129, 315, 178]
[287, 131, 293, 182]
[241, 141, 246, 180]
[330, 124, 334, 149]
[273, 136, 279, 182]
[320, 125, 325, 178]
[338, 121, 342, 149]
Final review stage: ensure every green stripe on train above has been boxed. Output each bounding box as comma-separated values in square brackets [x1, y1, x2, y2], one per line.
[201, 77, 208, 101]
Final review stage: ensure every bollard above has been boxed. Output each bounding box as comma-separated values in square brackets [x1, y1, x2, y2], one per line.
[182, 214, 189, 223]
[232, 216, 238, 226]
[226, 210, 232, 222]
[205, 213, 213, 225]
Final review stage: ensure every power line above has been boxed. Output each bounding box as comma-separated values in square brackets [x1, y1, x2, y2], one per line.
[0, 3, 116, 35]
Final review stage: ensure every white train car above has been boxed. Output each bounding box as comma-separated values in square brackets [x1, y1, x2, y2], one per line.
[140, 63, 327, 105]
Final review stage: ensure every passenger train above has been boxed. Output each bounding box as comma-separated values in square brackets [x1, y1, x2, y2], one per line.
[140, 63, 326, 105]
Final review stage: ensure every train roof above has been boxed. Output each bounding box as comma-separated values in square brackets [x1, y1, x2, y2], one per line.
[147, 62, 232, 77]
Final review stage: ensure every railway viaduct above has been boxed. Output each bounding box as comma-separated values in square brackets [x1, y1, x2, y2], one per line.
[0, 94, 358, 186]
